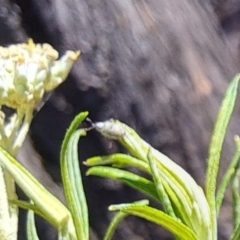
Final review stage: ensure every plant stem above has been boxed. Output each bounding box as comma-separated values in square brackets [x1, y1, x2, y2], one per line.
[0, 166, 12, 240]
[1, 109, 34, 240]
[4, 170, 18, 240]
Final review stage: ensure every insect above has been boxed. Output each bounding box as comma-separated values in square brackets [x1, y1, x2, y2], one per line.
[90, 119, 126, 139]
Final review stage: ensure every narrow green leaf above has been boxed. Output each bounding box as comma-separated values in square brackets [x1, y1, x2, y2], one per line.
[93, 121, 207, 234]
[60, 112, 89, 240]
[110, 205, 197, 240]
[12, 199, 69, 240]
[104, 200, 149, 240]
[0, 147, 72, 229]
[10, 200, 45, 220]
[84, 154, 150, 173]
[12, 199, 73, 240]
[232, 161, 240, 229]
[62, 130, 88, 240]
[147, 148, 176, 219]
[231, 222, 240, 240]
[94, 119, 204, 218]
[206, 74, 240, 239]
[86, 166, 160, 201]
[104, 212, 128, 240]
[216, 136, 240, 215]
[27, 210, 39, 240]
[60, 112, 88, 161]
[109, 200, 149, 211]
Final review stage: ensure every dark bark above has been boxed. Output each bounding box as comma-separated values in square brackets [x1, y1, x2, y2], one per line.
[1, 0, 240, 239]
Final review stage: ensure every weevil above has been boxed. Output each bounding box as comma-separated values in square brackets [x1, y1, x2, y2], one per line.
[90, 119, 126, 139]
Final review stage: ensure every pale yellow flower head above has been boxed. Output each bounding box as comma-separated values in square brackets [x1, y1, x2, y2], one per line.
[0, 39, 80, 110]
[0, 39, 80, 154]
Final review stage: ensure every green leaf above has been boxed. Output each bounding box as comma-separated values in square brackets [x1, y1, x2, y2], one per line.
[104, 212, 128, 240]
[93, 120, 211, 238]
[232, 159, 240, 230]
[10, 200, 45, 221]
[60, 112, 89, 240]
[12, 199, 69, 240]
[12, 198, 72, 240]
[27, 209, 39, 240]
[0, 147, 72, 230]
[110, 204, 197, 240]
[60, 111, 88, 161]
[86, 166, 160, 201]
[109, 199, 150, 210]
[94, 120, 197, 209]
[206, 74, 240, 239]
[216, 136, 240, 215]
[104, 200, 149, 240]
[84, 154, 150, 173]
[147, 148, 176, 219]
[231, 222, 240, 240]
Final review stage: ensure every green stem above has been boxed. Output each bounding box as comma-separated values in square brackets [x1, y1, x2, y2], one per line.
[12, 109, 33, 155]
[0, 166, 12, 240]
[4, 170, 18, 240]
[3, 108, 34, 240]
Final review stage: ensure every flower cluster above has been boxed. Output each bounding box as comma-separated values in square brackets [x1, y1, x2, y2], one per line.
[0, 39, 80, 110]
[0, 39, 80, 154]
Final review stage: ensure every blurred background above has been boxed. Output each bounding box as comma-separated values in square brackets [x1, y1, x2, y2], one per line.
[1, 0, 240, 239]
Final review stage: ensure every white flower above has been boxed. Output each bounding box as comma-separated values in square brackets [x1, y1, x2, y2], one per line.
[0, 39, 80, 154]
[0, 39, 80, 110]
